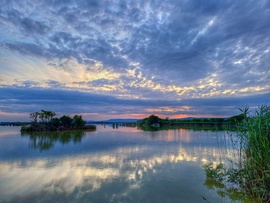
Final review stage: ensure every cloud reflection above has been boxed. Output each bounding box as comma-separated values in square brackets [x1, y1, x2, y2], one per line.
[0, 129, 235, 202]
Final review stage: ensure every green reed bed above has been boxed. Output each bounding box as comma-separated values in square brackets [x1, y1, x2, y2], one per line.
[204, 106, 270, 202]
[239, 106, 270, 202]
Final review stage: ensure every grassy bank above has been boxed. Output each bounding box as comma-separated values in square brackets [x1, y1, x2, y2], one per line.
[204, 106, 270, 202]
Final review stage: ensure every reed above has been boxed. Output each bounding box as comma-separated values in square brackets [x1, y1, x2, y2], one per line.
[236, 105, 270, 202]
[204, 105, 270, 202]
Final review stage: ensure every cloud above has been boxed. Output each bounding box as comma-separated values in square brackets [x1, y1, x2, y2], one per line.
[0, 8, 50, 35]
[0, 87, 269, 121]
[0, 0, 269, 120]
[2, 42, 46, 58]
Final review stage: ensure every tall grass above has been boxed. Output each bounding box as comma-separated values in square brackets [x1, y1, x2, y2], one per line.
[204, 105, 270, 202]
[236, 105, 270, 202]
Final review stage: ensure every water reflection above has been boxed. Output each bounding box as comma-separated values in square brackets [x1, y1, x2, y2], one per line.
[0, 126, 251, 203]
[204, 178, 252, 203]
[138, 125, 229, 132]
[21, 130, 95, 151]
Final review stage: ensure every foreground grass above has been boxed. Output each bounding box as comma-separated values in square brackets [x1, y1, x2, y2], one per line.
[204, 106, 270, 202]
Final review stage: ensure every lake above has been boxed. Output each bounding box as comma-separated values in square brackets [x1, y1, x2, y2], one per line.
[0, 125, 252, 203]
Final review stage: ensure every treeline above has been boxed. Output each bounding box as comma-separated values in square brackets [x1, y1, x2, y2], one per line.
[137, 114, 245, 128]
[21, 110, 95, 132]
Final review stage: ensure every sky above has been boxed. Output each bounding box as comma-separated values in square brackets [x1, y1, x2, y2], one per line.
[0, 0, 270, 121]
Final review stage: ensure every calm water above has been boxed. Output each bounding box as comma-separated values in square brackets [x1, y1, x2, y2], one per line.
[0, 125, 252, 203]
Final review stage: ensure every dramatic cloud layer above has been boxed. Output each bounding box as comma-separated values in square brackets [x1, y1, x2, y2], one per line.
[0, 0, 269, 121]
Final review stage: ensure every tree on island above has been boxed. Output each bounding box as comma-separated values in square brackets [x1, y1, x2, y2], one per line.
[22, 110, 92, 132]
[30, 110, 56, 123]
[72, 115, 86, 129]
[138, 114, 164, 127]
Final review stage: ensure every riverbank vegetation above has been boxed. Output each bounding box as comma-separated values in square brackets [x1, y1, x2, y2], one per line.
[21, 110, 96, 132]
[137, 114, 244, 130]
[203, 106, 270, 202]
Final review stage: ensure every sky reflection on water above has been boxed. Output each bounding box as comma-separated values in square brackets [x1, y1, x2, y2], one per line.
[0, 126, 250, 203]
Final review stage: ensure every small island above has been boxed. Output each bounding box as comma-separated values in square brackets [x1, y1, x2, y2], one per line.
[21, 110, 96, 132]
